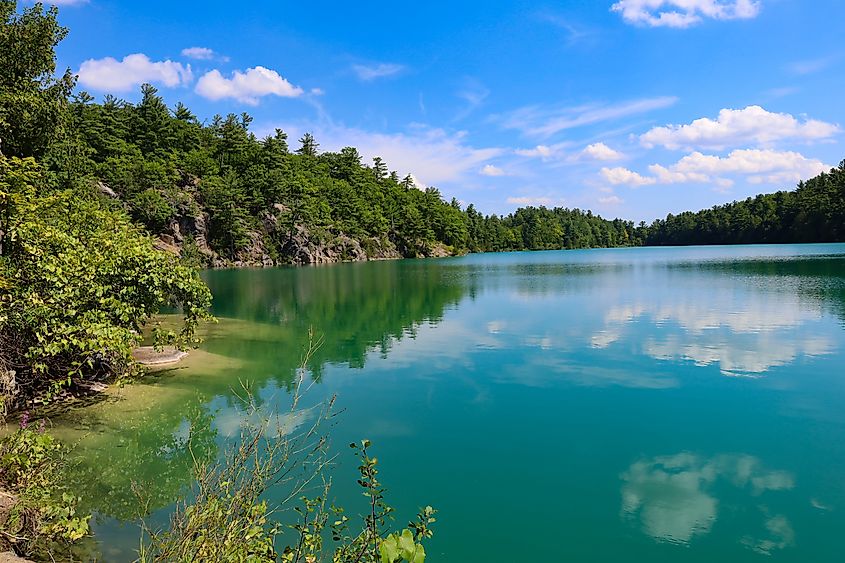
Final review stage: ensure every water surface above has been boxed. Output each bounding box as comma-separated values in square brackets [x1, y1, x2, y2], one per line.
[54, 244, 845, 561]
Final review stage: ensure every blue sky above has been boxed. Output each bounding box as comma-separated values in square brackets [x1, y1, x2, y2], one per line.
[46, 0, 845, 221]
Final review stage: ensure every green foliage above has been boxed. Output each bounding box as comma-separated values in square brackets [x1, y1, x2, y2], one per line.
[379, 530, 426, 563]
[0, 154, 213, 407]
[0, 0, 75, 158]
[641, 161, 845, 246]
[466, 204, 641, 252]
[0, 425, 90, 558]
[129, 187, 177, 232]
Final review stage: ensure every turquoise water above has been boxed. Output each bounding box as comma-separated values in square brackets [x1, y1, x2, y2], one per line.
[56, 244, 845, 561]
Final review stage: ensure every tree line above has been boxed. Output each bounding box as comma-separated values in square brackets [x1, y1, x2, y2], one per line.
[638, 166, 845, 246]
[57, 83, 845, 260]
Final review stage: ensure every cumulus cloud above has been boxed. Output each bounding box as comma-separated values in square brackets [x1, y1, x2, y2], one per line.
[602, 166, 657, 186]
[195, 66, 303, 105]
[612, 0, 762, 28]
[495, 96, 678, 139]
[351, 63, 405, 81]
[261, 123, 503, 187]
[670, 149, 829, 183]
[480, 164, 507, 177]
[604, 149, 829, 187]
[641, 106, 840, 150]
[77, 53, 192, 92]
[581, 142, 625, 161]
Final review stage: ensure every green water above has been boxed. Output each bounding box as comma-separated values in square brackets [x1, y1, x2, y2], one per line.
[53, 244, 845, 561]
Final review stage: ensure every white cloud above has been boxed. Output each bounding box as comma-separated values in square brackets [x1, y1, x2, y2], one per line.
[537, 12, 595, 46]
[581, 142, 625, 161]
[454, 80, 490, 121]
[602, 166, 657, 186]
[603, 149, 829, 187]
[195, 66, 304, 105]
[77, 53, 193, 92]
[180, 46, 228, 61]
[351, 63, 405, 81]
[480, 164, 507, 177]
[265, 123, 503, 187]
[622, 453, 793, 547]
[787, 55, 840, 76]
[598, 195, 624, 205]
[612, 0, 762, 28]
[514, 143, 569, 161]
[672, 149, 829, 182]
[641, 106, 840, 150]
[495, 96, 678, 139]
[648, 164, 712, 185]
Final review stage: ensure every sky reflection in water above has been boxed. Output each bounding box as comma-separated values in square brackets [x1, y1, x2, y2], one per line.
[51, 244, 845, 562]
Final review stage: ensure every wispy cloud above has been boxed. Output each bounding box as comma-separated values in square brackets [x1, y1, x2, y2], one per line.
[787, 54, 841, 75]
[514, 143, 571, 161]
[351, 62, 405, 81]
[536, 12, 596, 46]
[598, 195, 624, 205]
[454, 79, 490, 121]
[181, 46, 229, 62]
[494, 96, 678, 139]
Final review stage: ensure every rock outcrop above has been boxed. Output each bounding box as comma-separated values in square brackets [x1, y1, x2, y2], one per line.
[103, 173, 454, 268]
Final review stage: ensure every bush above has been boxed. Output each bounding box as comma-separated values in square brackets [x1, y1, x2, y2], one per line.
[0, 421, 90, 559]
[140, 350, 436, 563]
[0, 155, 213, 408]
[129, 188, 176, 232]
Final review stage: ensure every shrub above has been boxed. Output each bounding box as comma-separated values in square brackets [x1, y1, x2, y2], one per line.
[0, 155, 213, 408]
[0, 421, 90, 558]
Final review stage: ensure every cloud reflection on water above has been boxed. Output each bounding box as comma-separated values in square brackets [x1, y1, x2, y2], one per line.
[621, 453, 795, 552]
[592, 290, 836, 376]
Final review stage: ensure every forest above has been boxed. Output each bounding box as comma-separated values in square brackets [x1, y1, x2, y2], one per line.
[55, 86, 845, 262]
[58, 85, 648, 266]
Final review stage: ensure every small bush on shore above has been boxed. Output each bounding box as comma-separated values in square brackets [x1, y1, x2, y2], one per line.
[0, 417, 89, 559]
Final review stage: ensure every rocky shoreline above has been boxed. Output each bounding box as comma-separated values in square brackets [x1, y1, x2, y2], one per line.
[95, 180, 456, 269]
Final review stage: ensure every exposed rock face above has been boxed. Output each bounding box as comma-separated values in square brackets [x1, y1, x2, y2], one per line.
[135, 184, 450, 268]
[96, 181, 118, 199]
[132, 346, 188, 366]
[277, 225, 403, 265]
[427, 243, 451, 258]
[213, 230, 275, 269]
[0, 552, 33, 563]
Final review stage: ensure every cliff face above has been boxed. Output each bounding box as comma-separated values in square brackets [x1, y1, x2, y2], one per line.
[141, 187, 436, 268]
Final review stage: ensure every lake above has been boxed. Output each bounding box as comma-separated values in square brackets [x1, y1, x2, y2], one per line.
[53, 244, 845, 562]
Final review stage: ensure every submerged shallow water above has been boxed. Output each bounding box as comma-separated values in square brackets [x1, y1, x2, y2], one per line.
[53, 244, 845, 561]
